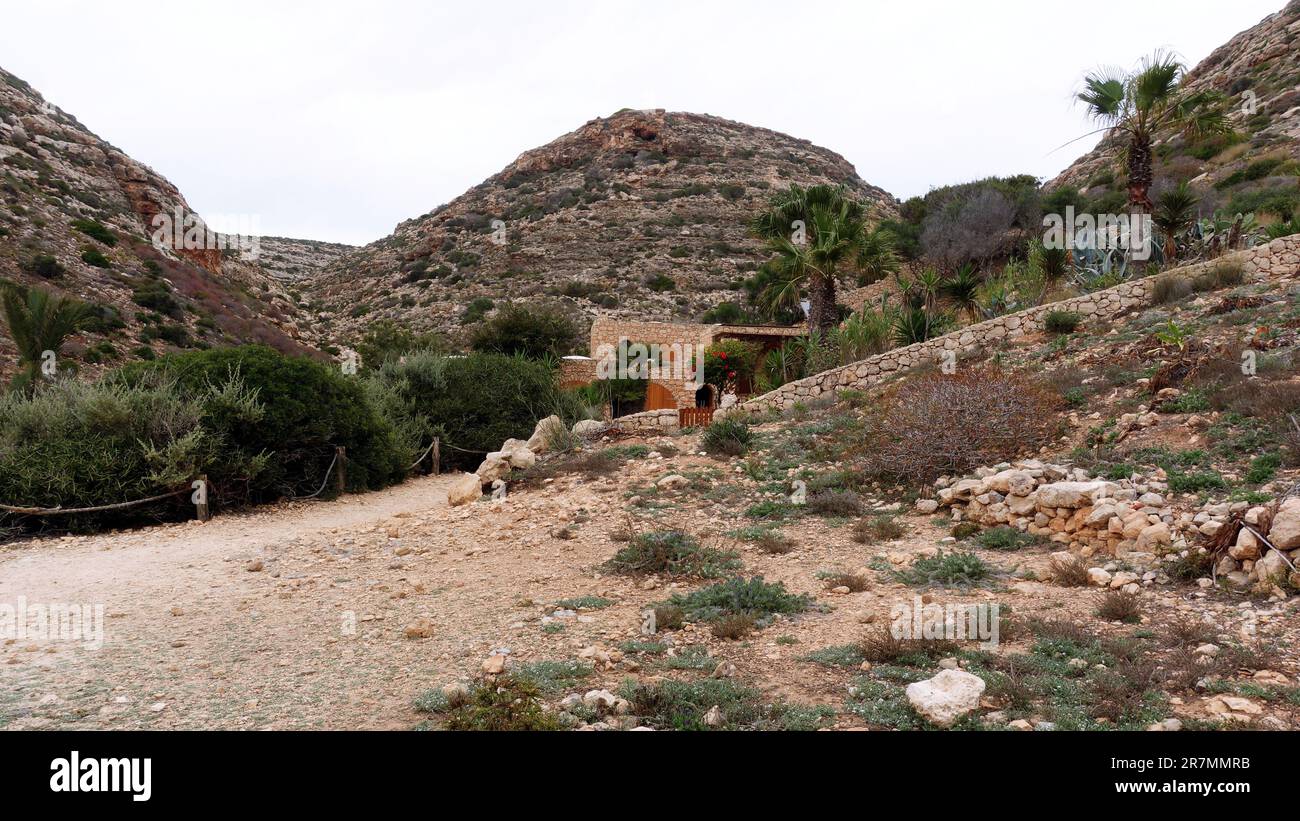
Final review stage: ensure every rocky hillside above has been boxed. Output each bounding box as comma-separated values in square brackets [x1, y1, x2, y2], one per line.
[0, 67, 318, 377]
[1051, 2, 1300, 219]
[254, 236, 353, 283]
[307, 109, 898, 346]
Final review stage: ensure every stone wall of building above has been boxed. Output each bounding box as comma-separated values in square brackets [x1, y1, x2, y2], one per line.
[588, 316, 716, 410]
[725, 234, 1300, 415]
[558, 356, 596, 387]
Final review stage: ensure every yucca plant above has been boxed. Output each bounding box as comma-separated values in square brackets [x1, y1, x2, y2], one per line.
[1, 282, 92, 393]
[940, 264, 982, 320]
[1153, 181, 1200, 261]
[1075, 50, 1229, 212]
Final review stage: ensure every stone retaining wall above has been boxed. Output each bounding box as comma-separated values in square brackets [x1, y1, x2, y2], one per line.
[727, 234, 1300, 415]
[610, 408, 679, 434]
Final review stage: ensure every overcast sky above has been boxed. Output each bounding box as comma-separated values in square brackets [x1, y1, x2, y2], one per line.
[0, 0, 1286, 245]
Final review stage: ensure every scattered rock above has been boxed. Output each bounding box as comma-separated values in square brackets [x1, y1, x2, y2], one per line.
[904, 669, 986, 728]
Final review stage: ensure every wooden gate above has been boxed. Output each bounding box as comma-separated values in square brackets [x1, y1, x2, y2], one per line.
[679, 407, 714, 427]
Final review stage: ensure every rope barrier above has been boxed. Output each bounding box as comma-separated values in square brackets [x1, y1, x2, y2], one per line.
[286, 449, 340, 501]
[407, 439, 438, 472]
[0, 487, 189, 516]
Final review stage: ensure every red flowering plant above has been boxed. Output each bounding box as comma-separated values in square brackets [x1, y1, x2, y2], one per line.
[699, 339, 759, 395]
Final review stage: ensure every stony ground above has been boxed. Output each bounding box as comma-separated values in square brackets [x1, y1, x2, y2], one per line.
[3, 420, 1297, 730]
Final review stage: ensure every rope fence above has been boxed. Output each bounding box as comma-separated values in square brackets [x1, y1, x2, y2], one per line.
[0, 487, 191, 516]
[0, 435, 459, 527]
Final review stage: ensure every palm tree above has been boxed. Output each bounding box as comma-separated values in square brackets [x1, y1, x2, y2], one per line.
[1, 282, 92, 393]
[1153, 181, 1200, 261]
[1075, 50, 1229, 213]
[751, 184, 897, 334]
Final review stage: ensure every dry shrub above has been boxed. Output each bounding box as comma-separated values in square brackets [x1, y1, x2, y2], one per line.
[857, 624, 958, 663]
[1048, 555, 1091, 588]
[754, 531, 796, 554]
[1095, 591, 1143, 623]
[711, 613, 757, 640]
[858, 366, 1062, 484]
[1163, 618, 1218, 648]
[852, 515, 907, 544]
[653, 604, 685, 631]
[1025, 617, 1095, 645]
[823, 573, 870, 592]
[1090, 657, 1161, 723]
[1152, 273, 1193, 305]
[806, 489, 863, 517]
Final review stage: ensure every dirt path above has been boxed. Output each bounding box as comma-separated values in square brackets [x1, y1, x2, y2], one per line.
[0, 474, 467, 730]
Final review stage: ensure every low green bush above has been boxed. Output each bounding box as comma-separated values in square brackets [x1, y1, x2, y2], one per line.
[701, 417, 753, 455]
[0, 378, 244, 530]
[605, 530, 740, 578]
[662, 576, 812, 624]
[369, 350, 584, 471]
[1044, 310, 1081, 334]
[116, 345, 411, 505]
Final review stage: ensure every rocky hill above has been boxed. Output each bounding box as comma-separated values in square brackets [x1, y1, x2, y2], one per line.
[306, 109, 898, 346]
[1051, 2, 1300, 219]
[0, 66, 318, 377]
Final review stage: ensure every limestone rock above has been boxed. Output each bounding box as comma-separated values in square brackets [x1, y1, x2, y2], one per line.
[447, 473, 483, 507]
[904, 669, 986, 728]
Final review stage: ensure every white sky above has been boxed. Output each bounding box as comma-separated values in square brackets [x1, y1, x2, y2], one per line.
[0, 0, 1286, 245]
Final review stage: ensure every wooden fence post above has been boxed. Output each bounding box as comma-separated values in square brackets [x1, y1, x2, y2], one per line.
[194, 474, 210, 522]
[335, 446, 347, 494]
[432, 438, 440, 476]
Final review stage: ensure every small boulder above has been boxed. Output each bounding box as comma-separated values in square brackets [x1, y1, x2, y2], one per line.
[1267, 498, 1300, 550]
[904, 669, 986, 728]
[447, 473, 483, 507]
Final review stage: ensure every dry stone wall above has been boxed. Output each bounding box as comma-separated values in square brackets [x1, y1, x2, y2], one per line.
[729, 234, 1300, 415]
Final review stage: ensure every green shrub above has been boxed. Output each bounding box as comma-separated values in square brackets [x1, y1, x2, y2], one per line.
[604, 530, 740, 578]
[663, 576, 812, 624]
[1044, 310, 1081, 334]
[470, 303, 580, 359]
[701, 417, 753, 455]
[354, 320, 446, 368]
[117, 345, 410, 505]
[894, 551, 992, 586]
[0, 378, 243, 530]
[974, 525, 1041, 551]
[72, 219, 116, 246]
[441, 675, 561, 731]
[79, 247, 111, 268]
[24, 254, 65, 279]
[369, 350, 578, 471]
[701, 339, 759, 392]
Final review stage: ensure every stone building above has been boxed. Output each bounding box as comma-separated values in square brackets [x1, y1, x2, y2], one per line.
[570, 315, 808, 421]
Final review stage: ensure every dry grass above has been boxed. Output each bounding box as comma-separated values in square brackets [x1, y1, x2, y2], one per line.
[853, 514, 908, 544]
[857, 624, 959, 663]
[711, 613, 757, 640]
[754, 531, 796, 554]
[1095, 591, 1143, 623]
[823, 573, 870, 592]
[1049, 555, 1091, 587]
